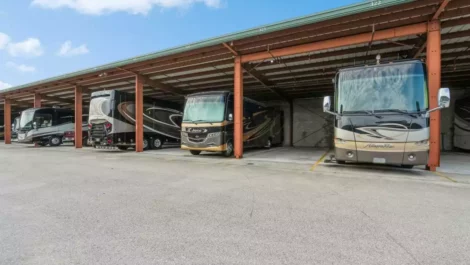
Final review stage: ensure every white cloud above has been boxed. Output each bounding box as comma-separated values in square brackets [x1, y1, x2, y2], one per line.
[0, 80, 12, 90]
[0, 32, 10, 50]
[7, 38, 44, 57]
[31, 0, 221, 15]
[6, 62, 36, 73]
[57, 41, 89, 57]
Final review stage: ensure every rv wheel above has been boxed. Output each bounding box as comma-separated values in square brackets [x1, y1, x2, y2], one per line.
[49, 136, 62, 147]
[143, 138, 150, 150]
[223, 141, 234, 157]
[117, 146, 129, 151]
[190, 150, 201, 155]
[336, 160, 346, 164]
[401, 165, 414, 169]
[152, 137, 163, 149]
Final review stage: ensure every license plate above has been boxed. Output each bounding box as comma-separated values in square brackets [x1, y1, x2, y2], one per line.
[373, 158, 386, 164]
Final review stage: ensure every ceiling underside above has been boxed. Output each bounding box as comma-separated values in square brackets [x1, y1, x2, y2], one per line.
[1, 0, 469, 112]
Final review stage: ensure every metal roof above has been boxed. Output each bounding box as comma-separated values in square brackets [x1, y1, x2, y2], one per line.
[1, 0, 470, 111]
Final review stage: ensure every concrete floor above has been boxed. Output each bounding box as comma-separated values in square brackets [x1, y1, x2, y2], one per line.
[1, 144, 469, 265]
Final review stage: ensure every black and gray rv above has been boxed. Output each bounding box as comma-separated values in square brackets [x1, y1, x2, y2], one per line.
[453, 96, 470, 151]
[17, 107, 88, 146]
[323, 59, 450, 168]
[88, 90, 183, 150]
[181, 91, 283, 156]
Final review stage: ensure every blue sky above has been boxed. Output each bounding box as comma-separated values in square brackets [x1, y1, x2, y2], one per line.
[0, 0, 360, 90]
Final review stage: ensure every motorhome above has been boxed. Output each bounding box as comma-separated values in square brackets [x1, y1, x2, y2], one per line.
[453, 96, 470, 151]
[323, 59, 450, 168]
[88, 90, 183, 150]
[17, 107, 88, 146]
[181, 91, 283, 156]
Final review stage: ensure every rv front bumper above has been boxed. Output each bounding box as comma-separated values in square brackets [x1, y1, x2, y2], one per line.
[16, 133, 33, 144]
[335, 148, 429, 165]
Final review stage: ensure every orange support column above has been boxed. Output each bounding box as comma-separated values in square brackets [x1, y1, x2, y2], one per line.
[4, 99, 12, 144]
[135, 75, 144, 153]
[426, 20, 441, 172]
[34, 93, 42, 108]
[234, 57, 244, 159]
[74, 86, 83, 149]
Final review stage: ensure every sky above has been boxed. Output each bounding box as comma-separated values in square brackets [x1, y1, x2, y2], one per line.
[0, 0, 361, 90]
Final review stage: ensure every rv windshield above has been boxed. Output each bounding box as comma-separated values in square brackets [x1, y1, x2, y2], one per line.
[19, 110, 53, 130]
[337, 62, 428, 114]
[183, 95, 226, 123]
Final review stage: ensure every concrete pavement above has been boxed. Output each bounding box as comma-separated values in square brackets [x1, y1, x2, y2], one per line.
[0, 145, 469, 265]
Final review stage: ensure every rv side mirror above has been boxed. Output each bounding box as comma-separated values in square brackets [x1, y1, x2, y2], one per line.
[228, 113, 233, 121]
[427, 88, 451, 116]
[438, 87, 450, 108]
[33, 122, 38, 130]
[323, 96, 332, 112]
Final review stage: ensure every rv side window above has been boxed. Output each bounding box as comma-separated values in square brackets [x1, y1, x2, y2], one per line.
[226, 96, 234, 120]
[59, 115, 74, 125]
[35, 114, 53, 128]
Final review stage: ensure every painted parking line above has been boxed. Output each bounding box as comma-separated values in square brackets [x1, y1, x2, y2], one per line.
[434, 171, 458, 183]
[310, 149, 330, 172]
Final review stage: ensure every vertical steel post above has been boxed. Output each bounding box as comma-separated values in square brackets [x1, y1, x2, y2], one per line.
[426, 20, 441, 172]
[135, 75, 144, 153]
[4, 99, 12, 144]
[289, 100, 294, 147]
[74, 86, 83, 149]
[34, 93, 42, 108]
[234, 57, 244, 158]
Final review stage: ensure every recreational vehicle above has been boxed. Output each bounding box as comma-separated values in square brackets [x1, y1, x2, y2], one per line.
[181, 91, 283, 156]
[88, 90, 183, 150]
[454, 96, 470, 151]
[17, 107, 88, 146]
[323, 59, 450, 168]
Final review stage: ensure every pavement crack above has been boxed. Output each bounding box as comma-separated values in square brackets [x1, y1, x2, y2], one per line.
[385, 233, 422, 265]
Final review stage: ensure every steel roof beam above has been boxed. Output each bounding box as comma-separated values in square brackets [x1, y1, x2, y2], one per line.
[241, 23, 428, 63]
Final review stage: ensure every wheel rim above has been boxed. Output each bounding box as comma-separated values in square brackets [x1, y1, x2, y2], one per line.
[154, 139, 162, 148]
[143, 139, 149, 149]
[51, 137, 60, 145]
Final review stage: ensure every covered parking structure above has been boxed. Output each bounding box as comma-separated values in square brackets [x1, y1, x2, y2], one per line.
[1, 0, 470, 171]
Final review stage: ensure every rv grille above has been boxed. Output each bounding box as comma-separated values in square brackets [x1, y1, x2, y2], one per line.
[90, 124, 106, 139]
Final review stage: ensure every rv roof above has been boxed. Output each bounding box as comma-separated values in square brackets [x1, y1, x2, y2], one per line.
[338, 59, 424, 72]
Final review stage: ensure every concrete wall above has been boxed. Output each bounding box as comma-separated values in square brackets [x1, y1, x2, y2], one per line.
[292, 98, 334, 148]
[265, 98, 334, 148]
[441, 87, 470, 151]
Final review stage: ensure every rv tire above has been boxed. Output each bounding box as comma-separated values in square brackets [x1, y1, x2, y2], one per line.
[143, 138, 150, 150]
[190, 150, 201, 155]
[49, 136, 62, 147]
[401, 165, 414, 169]
[223, 141, 234, 157]
[265, 138, 272, 149]
[336, 160, 346, 164]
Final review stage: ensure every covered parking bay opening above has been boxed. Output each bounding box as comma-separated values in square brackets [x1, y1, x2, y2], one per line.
[1, 0, 470, 172]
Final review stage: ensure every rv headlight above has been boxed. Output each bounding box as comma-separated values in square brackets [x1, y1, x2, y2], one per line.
[207, 132, 221, 138]
[335, 138, 347, 144]
[415, 140, 429, 146]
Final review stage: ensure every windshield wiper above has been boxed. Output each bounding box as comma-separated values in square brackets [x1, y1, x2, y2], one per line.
[184, 120, 213, 125]
[375, 109, 418, 118]
[344, 110, 383, 119]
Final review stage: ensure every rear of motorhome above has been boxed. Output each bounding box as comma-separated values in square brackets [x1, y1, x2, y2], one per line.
[88, 90, 183, 150]
[17, 107, 88, 146]
[181, 91, 283, 156]
[454, 96, 470, 151]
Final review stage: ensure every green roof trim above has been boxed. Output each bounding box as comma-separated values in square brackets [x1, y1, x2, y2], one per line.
[1, 0, 415, 94]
